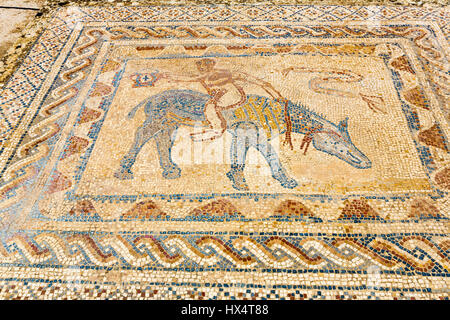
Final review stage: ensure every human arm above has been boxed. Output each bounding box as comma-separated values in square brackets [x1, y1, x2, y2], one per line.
[160, 72, 204, 83]
[234, 71, 284, 101]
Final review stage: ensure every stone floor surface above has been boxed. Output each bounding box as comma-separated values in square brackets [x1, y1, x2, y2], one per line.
[0, 0, 448, 300]
[0, 1, 44, 62]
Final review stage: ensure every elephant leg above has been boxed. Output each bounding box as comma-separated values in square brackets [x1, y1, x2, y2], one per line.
[114, 119, 161, 180]
[252, 130, 298, 189]
[154, 125, 181, 179]
[226, 123, 252, 191]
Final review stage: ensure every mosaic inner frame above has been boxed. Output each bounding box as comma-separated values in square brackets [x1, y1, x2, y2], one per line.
[0, 5, 449, 299]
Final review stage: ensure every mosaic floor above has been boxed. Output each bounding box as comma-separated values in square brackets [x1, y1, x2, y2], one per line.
[0, 4, 449, 300]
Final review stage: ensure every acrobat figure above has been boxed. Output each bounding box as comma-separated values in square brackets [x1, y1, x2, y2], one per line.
[161, 58, 284, 141]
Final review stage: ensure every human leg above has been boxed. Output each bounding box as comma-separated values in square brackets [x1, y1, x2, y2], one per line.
[190, 101, 226, 141]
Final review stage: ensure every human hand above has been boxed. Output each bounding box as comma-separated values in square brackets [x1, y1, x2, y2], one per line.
[160, 73, 180, 83]
[159, 72, 170, 79]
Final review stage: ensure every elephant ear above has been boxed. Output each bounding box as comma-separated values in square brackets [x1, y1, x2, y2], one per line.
[338, 117, 349, 132]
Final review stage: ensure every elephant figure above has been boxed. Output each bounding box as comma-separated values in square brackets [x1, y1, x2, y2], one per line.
[114, 90, 371, 191]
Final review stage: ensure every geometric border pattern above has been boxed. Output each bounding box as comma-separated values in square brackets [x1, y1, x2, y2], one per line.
[0, 5, 449, 300]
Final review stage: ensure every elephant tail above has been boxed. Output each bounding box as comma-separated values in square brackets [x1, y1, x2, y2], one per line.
[127, 98, 148, 119]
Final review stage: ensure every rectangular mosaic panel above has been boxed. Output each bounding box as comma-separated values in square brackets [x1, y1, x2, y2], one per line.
[0, 5, 449, 299]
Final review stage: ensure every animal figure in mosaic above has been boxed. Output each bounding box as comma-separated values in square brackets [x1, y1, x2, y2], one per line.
[114, 90, 371, 190]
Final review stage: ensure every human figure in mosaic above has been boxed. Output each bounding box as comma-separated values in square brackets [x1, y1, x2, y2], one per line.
[161, 58, 285, 141]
